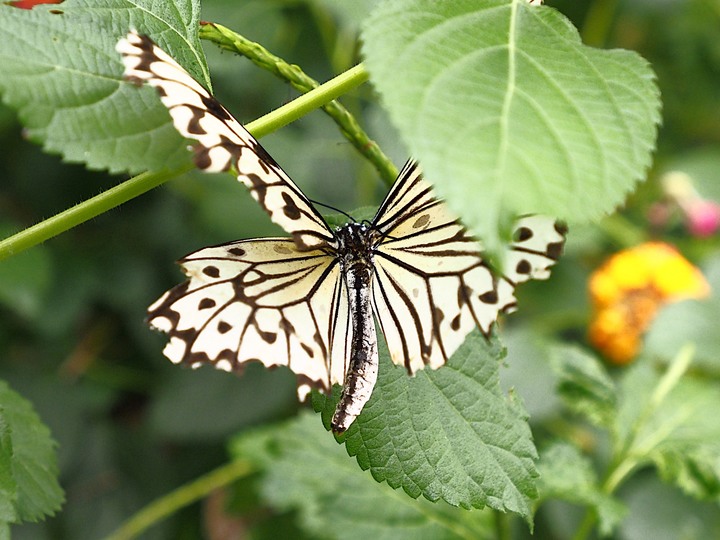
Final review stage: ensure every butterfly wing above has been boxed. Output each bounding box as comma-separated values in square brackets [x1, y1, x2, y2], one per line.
[371, 161, 566, 374]
[147, 238, 351, 399]
[116, 31, 335, 250]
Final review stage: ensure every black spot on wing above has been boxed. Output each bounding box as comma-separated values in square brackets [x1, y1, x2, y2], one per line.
[282, 193, 302, 220]
[450, 313, 462, 331]
[228, 247, 246, 257]
[514, 226, 533, 242]
[516, 260, 532, 275]
[198, 298, 216, 310]
[217, 321, 232, 334]
[259, 330, 277, 344]
[203, 266, 220, 278]
[547, 241, 565, 260]
[479, 289, 498, 304]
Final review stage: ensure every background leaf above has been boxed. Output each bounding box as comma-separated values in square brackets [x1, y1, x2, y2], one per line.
[537, 442, 626, 536]
[361, 0, 660, 245]
[614, 361, 720, 501]
[315, 332, 538, 518]
[619, 474, 720, 540]
[644, 257, 720, 372]
[0, 0, 207, 174]
[232, 412, 495, 540]
[550, 345, 617, 429]
[0, 380, 63, 524]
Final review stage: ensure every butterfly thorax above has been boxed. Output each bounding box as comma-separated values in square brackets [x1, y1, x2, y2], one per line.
[335, 223, 377, 263]
[334, 222, 377, 269]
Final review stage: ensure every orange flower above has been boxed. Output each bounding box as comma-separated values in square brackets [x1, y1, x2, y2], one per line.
[588, 242, 710, 364]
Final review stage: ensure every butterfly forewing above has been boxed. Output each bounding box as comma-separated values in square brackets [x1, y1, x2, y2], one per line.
[147, 238, 348, 398]
[117, 31, 335, 251]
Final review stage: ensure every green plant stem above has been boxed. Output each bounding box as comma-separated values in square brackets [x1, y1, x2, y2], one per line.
[104, 459, 253, 540]
[0, 60, 373, 260]
[199, 21, 398, 185]
[572, 345, 696, 540]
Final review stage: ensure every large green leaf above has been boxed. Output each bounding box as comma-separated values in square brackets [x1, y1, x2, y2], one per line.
[0, 0, 206, 174]
[362, 0, 660, 245]
[232, 413, 494, 540]
[314, 332, 539, 518]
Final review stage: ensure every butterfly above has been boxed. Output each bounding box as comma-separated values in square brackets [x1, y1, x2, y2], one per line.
[117, 30, 566, 433]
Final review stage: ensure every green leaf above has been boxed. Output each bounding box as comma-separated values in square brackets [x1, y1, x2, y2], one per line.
[0, 380, 63, 523]
[537, 442, 626, 536]
[232, 413, 494, 540]
[614, 358, 720, 501]
[0, 0, 207, 174]
[550, 345, 617, 428]
[315, 332, 539, 519]
[361, 0, 660, 246]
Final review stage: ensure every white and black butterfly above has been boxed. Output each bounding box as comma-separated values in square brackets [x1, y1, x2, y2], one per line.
[117, 31, 566, 433]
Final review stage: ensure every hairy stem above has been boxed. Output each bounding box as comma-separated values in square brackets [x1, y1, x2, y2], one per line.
[199, 21, 398, 185]
[104, 459, 253, 540]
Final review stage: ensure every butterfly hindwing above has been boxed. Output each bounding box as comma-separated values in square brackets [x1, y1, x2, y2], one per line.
[371, 162, 565, 374]
[117, 31, 335, 250]
[146, 238, 349, 399]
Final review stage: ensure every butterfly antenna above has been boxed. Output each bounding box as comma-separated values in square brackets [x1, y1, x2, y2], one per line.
[309, 199, 356, 222]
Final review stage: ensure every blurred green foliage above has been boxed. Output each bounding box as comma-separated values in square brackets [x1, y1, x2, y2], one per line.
[0, 0, 719, 539]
